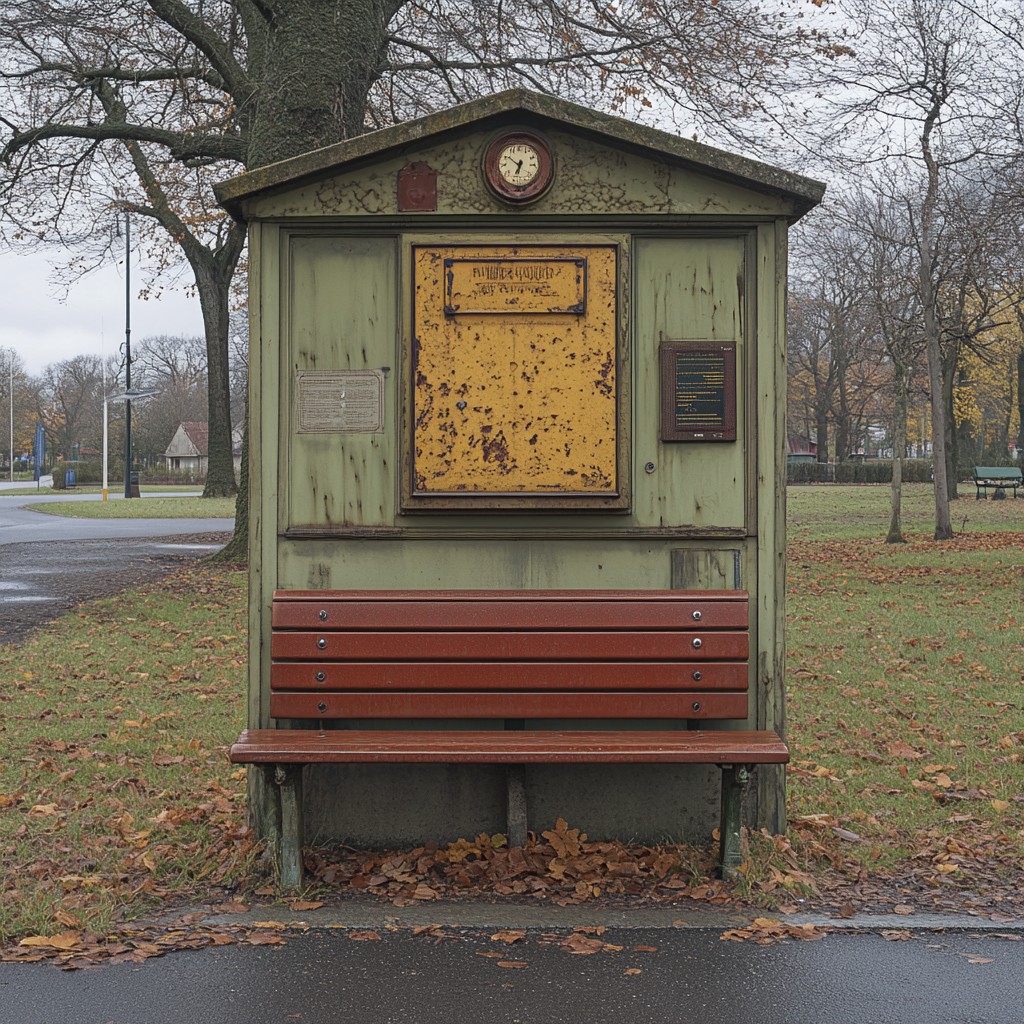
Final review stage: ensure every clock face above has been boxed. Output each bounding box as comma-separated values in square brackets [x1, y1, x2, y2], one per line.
[497, 143, 540, 187]
[483, 132, 554, 202]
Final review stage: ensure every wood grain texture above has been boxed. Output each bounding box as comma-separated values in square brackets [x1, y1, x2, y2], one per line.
[269, 690, 748, 719]
[231, 727, 789, 764]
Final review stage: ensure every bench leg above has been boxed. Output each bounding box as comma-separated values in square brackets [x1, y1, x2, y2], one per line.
[718, 764, 750, 880]
[506, 765, 528, 847]
[274, 765, 305, 889]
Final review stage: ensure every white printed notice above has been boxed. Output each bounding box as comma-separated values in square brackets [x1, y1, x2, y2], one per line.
[295, 370, 385, 433]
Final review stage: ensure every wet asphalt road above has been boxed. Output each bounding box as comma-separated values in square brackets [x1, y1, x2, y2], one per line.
[0, 489, 234, 643]
[0, 927, 1020, 1024]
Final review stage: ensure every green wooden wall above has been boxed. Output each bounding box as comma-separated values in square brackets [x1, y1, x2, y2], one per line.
[243, 122, 793, 845]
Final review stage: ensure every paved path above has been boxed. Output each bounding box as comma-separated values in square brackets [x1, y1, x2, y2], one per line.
[0, 922, 1019, 1024]
[0, 489, 233, 546]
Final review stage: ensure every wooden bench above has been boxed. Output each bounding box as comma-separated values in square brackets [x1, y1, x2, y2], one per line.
[231, 589, 788, 887]
[973, 466, 1022, 500]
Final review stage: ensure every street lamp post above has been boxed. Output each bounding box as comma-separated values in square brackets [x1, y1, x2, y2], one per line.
[121, 210, 134, 499]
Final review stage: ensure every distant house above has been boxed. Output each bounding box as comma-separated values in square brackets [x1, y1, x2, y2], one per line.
[164, 422, 242, 477]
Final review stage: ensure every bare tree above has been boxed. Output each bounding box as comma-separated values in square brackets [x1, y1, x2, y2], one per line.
[840, 189, 925, 543]
[0, 346, 34, 473]
[801, 0, 1022, 539]
[34, 354, 106, 462]
[1, 0, 817, 555]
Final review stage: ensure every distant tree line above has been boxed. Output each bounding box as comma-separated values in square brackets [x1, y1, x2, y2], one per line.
[0, 335, 246, 477]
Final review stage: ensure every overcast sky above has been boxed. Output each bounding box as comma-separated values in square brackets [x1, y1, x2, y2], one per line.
[0, 247, 205, 377]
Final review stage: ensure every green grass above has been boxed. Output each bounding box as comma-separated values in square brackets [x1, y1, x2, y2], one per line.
[0, 566, 253, 942]
[25, 496, 236, 519]
[0, 483, 1021, 943]
[786, 484, 1024, 879]
[787, 481, 1023, 541]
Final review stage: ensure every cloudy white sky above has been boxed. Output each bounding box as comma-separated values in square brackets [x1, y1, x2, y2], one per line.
[1, 247, 205, 377]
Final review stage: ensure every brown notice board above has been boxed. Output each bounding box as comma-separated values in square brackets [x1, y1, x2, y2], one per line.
[659, 341, 736, 442]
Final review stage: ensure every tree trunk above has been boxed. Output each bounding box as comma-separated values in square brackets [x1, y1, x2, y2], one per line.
[815, 409, 829, 463]
[943, 368, 959, 502]
[217, 391, 249, 563]
[1017, 340, 1024, 461]
[887, 360, 908, 544]
[242, 1, 398, 166]
[193, 256, 238, 498]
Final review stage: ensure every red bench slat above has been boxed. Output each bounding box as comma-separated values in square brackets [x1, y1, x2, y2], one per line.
[269, 660, 748, 691]
[270, 630, 749, 661]
[269, 690, 748, 720]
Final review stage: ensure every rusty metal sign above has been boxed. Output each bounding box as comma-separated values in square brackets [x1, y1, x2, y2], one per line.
[443, 257, 586, 316]
[409, 244, 619, 505]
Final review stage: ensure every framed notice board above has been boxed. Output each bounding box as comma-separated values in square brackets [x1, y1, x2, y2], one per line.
[659, 341, 736, 442]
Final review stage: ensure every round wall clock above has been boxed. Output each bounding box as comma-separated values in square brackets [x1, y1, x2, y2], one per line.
[482, 131, 555, 203]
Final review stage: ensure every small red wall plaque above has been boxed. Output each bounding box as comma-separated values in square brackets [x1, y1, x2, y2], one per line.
[398, 162, 437, 212]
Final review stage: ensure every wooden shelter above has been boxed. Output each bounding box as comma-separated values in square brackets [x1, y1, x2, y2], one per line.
[216, 90, 824, 846]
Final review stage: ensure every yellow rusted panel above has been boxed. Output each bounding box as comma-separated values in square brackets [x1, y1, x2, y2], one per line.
[411, 244, 618, 501]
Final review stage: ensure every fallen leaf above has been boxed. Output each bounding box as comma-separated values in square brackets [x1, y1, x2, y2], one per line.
[881, 930, 912, 941]
[288, 900, 324, 912]
[348, 931, 382, 942]
[892, 905, 914, 916]
[20, 931, 81, 951]
[497, 960, 528, 969]
[491, 930, 526, 944]
[624, 968, 642, 976]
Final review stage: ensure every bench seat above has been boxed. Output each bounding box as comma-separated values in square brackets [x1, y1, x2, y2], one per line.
[231, 589, 788, 888]
[232, 727, 789, 764]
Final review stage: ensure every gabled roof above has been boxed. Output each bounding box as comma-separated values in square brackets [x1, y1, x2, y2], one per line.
[216, 89, 825, 221]
[165, 421, 209, 457]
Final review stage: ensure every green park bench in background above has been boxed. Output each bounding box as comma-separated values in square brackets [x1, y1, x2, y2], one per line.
[973, 466, 1022, 500]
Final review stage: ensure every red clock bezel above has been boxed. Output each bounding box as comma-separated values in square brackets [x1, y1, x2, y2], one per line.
[482, 131, 555, 204]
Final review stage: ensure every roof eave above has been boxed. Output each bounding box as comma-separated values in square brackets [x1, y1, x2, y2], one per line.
[215, 89, 825, 222]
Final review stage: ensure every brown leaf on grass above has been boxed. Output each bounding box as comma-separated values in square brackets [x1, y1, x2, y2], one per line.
[20, 931, 82, 951]
[888, 741, 923, 760]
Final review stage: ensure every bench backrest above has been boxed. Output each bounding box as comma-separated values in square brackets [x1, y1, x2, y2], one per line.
[974, 466, 1022, 480]
[269, 590, 750, 723]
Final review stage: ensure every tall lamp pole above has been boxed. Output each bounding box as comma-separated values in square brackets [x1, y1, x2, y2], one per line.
[121, 210, 133, 499]
[8, 363, 13, 484]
